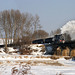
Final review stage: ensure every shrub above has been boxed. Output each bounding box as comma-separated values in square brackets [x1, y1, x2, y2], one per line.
[11, 64, 34, 75]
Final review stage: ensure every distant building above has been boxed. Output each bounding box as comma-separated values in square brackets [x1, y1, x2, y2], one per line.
[0, 38, 13, 45]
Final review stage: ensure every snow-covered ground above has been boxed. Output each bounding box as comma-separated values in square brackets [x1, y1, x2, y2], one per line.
[0, 44, 75, 75]
[0, 55, 75, 75]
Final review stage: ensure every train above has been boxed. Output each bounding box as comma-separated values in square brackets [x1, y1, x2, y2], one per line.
[32, 34, 75, 56]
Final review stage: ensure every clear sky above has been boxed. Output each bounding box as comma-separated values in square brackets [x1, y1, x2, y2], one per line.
[0, 0, 75, 33]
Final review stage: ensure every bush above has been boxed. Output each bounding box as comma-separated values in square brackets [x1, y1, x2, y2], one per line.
[11, 64, 34, 75]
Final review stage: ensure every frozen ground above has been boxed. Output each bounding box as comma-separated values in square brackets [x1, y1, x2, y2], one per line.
[0, 55, 75, 75]
[1, 64, 75, 75]
[31, 65, 75, 75]
[0, 44, 75, 75]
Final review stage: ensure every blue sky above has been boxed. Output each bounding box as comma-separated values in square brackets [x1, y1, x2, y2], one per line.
[0, 0, 75, 33]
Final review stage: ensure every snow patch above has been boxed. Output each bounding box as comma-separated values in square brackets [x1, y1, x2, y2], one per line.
[30, 44, 45, 55]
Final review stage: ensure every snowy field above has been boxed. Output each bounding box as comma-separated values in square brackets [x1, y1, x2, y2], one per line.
[0, 44, 75, 75]
[0, 55, 75, 75]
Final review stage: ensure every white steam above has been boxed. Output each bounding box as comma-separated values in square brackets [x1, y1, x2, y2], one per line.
[61, 20, 75, 40]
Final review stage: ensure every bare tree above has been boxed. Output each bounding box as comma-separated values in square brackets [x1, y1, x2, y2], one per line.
[32, 30, 49, 39]
[0, 9, 43, 48]
[20, 13, 26, 38]
[50, 28, 61, 36]
[0, 10, 10, 52]
[20, 13, 34, 44]
[33, 14, 42, 39]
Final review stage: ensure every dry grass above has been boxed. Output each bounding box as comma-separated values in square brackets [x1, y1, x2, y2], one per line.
[0, 55, 67, 66]
[64, 56, 72, 60]
[18, 56, 22, 59]
[50, 55, 59, 60]
[20, 49, 33, 55]
[11, 64, 34, 75]
[56, 47, 62, 56]
[32, 55, 51, 59]
[37, 44, 45, 47]
[24, 56, 28, 58]
[15, 61, 20, 64]
[26, 60, 32, 65]
[0, 62, 3, 64]
[36, 55, 41, 58]
[62, 47, 70, 56]
[71, 49, 75, 56]
[2, 56, 5, 58]
[0, 58, 64, 66]
[20, 60, 63, 66]
[11, 67, 18, 75]
[56, 73, 64, 75]
[40, 49, 45, 52]
[7, 61, 11, 64]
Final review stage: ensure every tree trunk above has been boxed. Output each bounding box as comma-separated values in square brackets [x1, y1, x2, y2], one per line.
[5, 32, 7, 53]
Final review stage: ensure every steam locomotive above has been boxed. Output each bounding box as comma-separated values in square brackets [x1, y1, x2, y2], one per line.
[32, 34, 75, 56]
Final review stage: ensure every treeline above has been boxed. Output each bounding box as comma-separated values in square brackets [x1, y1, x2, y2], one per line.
[0, 9, 49, 52]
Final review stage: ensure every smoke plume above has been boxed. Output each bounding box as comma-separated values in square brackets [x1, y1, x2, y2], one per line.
[61, 20, 75, 40]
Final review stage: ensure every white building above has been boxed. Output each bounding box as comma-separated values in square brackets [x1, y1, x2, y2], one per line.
[0, 38, 13, 45]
